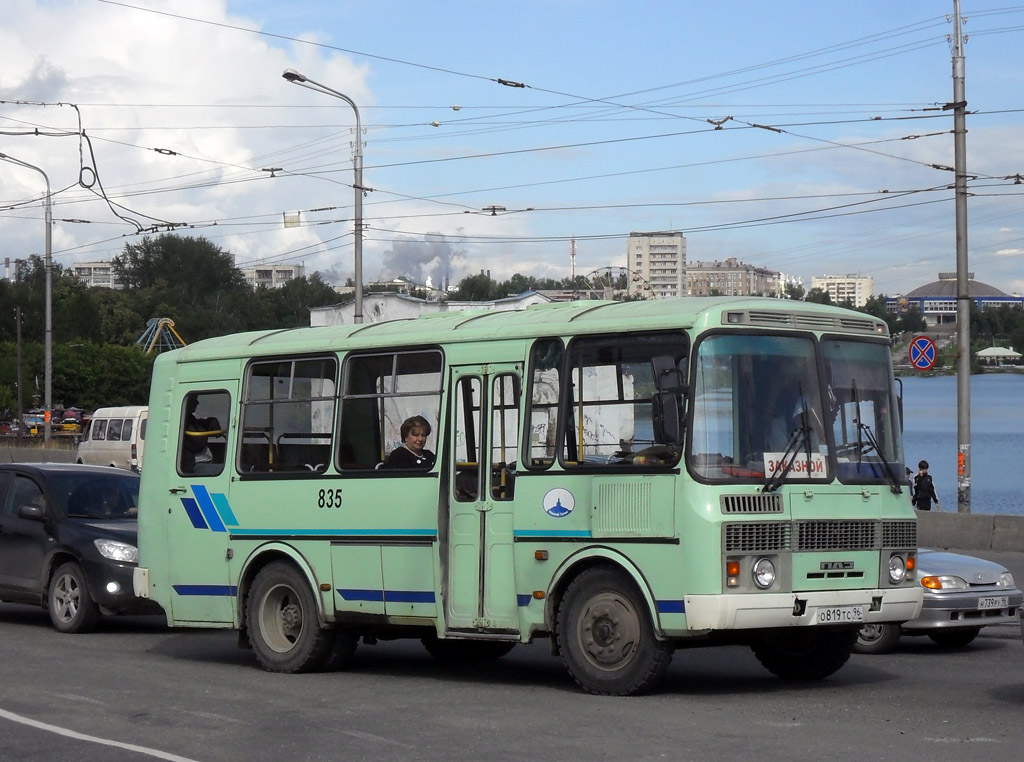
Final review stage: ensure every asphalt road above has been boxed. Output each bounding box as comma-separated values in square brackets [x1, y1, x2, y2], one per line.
[0, 602, 1021, 762]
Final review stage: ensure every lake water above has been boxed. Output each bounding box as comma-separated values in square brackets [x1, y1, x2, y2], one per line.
[900, 373, 1023, 516]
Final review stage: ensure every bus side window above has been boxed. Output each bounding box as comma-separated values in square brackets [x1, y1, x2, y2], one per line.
[562, 333, 687, 468]
[338, 349, 442, 472]
[524, 339, 562, 470]
[179, 391, 230, 476]
[239, 357, 337, 474]
[490, 373, 520, 500]
[454, 376, 481, 501]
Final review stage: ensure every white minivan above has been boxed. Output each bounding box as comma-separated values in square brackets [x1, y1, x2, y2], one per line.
[76, 406, 148, 472]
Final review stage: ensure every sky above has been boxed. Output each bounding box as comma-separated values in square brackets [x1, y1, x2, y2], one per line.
[1, 0, 1023, 298]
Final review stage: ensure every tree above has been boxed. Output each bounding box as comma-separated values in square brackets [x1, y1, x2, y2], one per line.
[113, 234, 250, 342]
[805, 287, 832, 305]
[784, 282, 805, 301]
[448, 273, 499, 301]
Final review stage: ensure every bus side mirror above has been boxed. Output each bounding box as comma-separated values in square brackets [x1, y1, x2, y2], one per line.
[652, 354, 686, 394]
[653, 392, 683, 446]
[651, 354, 686, 446]
[895, 377, 904, 432]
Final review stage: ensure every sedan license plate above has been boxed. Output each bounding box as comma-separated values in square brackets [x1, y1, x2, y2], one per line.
[815, 605, 865, 624]
[977, 596, 1008, 610]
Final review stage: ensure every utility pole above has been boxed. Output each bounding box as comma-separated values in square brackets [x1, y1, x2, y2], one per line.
[951, 0, 971, 512]
[16, 306, 24, 442]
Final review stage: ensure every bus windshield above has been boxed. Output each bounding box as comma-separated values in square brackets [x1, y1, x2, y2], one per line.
[689, 333, 827, 483]
[822, 337, 904, 485]
[689, 333, 903, 486]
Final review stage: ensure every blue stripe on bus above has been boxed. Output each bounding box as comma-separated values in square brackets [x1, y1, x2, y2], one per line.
[513, 529, 593, 539]
[191, 485, 227, 533]
[173, 584, 238, 596]
[336, 589, 436, 603]
[337, 588, 384, 602]
[385, 590, 436, 603]
[210, 491, 238, 526]
[179, 497, 207, 530]
[656, 600, 685, 614]
[230, 528, 437, 537]
[517, 594, 532, 606]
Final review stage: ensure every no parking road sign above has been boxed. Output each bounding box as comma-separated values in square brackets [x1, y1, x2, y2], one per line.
[909, 335, 937, 371]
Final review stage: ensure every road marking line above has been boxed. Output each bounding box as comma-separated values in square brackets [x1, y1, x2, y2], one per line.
[0, 707, 202, 762]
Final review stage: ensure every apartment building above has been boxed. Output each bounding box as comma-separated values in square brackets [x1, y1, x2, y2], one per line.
[810, 274, 874, 308]
[687, 257, 781, 297]
[73, 261, 123, 289]
[625, 231, 687, 299]
[240, 263, 305, 289]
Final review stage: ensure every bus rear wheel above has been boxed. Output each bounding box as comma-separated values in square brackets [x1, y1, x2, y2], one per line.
[751, 627, 857, 680]
[556, 567, 672, 696]
[246, 561, 332, 673]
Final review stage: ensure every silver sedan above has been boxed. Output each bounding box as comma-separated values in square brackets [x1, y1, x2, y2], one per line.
[856, 549, 1022, 654]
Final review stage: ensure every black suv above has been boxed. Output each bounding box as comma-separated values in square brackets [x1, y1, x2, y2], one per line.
[0, 463, 161, 632]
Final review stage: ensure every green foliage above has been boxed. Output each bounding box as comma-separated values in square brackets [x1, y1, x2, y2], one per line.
[805, 287, 833, 305]
[0, 341, 153, 412]
[783, 282, 805, 300]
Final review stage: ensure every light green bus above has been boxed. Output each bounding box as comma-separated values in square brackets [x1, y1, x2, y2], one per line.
[134, 298, 921, 695]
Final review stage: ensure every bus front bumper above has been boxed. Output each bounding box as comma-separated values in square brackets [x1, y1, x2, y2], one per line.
[682, 587, 923, 631]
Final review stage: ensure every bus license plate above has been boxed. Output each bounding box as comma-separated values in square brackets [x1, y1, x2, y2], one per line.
[977, 596, 1008, 610]
[815, 605, 865, 624]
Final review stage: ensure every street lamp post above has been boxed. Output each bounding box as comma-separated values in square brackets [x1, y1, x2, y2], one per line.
[282, 69, 364, 324]
[0, 152, 53, 444]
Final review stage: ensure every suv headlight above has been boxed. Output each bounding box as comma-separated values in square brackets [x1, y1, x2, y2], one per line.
[94, 538, 138, 563]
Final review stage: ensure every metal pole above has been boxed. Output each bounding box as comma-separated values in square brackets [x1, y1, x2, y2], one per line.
[282, 70, 364, 324]
[0, 152, 53, 444]
[951, 0, 971, 512]
[16, 306, 24, 442]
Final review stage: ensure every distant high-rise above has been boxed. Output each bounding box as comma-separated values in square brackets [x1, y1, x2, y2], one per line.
[811, 274, 873, 308]
[626, 231, 686, 299]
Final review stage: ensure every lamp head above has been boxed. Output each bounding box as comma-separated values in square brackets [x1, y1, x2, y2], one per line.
[282, 69, 307, 83]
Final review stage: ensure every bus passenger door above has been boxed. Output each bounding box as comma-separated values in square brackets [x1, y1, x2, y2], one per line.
[444, 365, 522, 634]
[164, 385, 235, 624]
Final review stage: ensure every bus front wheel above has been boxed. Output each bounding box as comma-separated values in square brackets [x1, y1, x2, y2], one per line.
[751, 627, 857, 680]
[246, 561, 332, 673]
[556, 567, 672, 695]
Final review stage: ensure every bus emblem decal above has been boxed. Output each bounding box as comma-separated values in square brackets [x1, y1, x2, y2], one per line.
[543, 488, 575, 518]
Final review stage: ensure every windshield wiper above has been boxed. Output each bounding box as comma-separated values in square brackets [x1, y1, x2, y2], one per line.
[848, 377, 903, 494]
[856, 421, 904, 495]
[762, 422, 811, 493]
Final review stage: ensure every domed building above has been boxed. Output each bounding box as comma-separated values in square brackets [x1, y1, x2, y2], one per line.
[886, 272, 1023, 327]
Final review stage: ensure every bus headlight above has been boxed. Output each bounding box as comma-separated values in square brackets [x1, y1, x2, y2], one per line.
[752, 557, 776, 589]
[888, 554, 907, 584]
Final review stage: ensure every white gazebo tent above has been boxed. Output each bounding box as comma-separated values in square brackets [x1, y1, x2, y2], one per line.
[975, 346, 1023, 365]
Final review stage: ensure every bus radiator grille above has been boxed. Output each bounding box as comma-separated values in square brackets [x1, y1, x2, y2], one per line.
[720, 494, 784, 514]
[794, 520, 877, 551]
[881, 520, 917, 548]
[724, 522, 791, 552]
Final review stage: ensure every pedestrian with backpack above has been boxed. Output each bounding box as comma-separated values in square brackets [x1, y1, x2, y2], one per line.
[913, 460, 940, 511]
